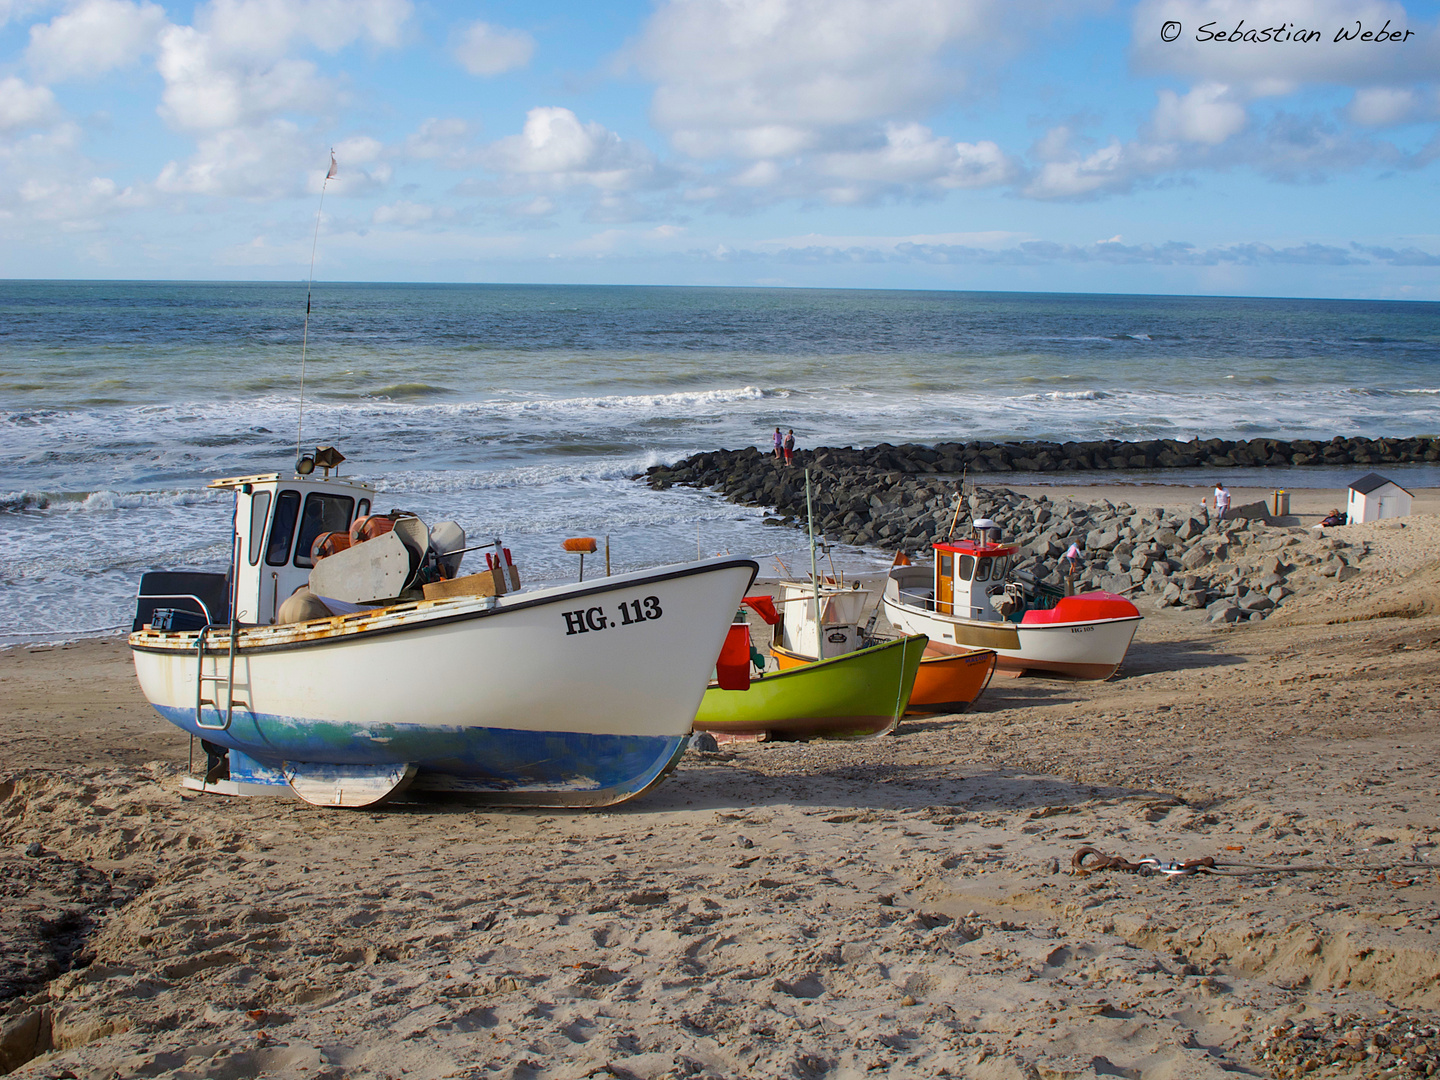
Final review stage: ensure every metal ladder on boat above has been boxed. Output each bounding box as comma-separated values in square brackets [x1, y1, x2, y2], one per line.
[195, 620, 245, 731]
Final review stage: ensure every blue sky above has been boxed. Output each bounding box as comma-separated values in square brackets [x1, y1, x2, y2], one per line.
[1, 0, 1438, 297]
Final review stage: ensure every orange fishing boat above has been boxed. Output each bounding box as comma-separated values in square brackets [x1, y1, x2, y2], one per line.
[770, 639, 995, 714]
[746, 584, 997, 716]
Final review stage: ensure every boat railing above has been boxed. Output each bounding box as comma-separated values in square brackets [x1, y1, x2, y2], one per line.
[146, 592, 220, 624]
[892, 586, 937, 612]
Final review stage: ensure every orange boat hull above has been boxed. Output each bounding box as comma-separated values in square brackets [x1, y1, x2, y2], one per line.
[771, 643, 996, 714]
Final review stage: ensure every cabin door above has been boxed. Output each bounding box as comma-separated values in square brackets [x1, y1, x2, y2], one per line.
[936, 554, 953, 615]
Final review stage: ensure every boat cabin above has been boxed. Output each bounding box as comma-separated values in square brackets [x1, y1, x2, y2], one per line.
[775, 581, 870, 659]
[933, 535, 1019, 621]
[133, 466, 377, 632]
[217, 471, 376, 625]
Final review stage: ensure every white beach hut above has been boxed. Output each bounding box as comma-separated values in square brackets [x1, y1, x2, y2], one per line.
[1346, 472, 1413, 524]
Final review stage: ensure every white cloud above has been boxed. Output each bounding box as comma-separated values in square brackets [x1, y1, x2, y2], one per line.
[1023, 127, 1181, 199]
[155, 120, 314, 197]
[634, 0, 1002, 158]
[816, 123, 1014, 189]
[757, 229, 1022, 251]
[1346, 86, 1424, 125]
[399, 117, 481, 168]
[452, 20, 533, 77]
[0, 75, 61, 131]
[694, 233, 1428, 269]
[0, 0, 49, 29]
[1150, 82, 1247, 144]
[153, 0, 414, 132]
[1248, 110, 1395, 181]
[156, 24, 330, 132]
[733, 160, 779, 187]
[334, 134, 382, 165]
[17, 173, 145, 224]
[26, 0, 168, 81]
[0, 117, 150, 236]
[486, 107, 659, 192]
[508, 195, 555, 217]
[372, 199, 434, 226]
[626, 0, 1093, 207]
[199, 0, 412, 61]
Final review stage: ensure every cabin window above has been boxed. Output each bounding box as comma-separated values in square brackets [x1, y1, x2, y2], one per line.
[954, 554, 972, 581]
[247, 491, 272, 566]
[294, 493, 356, 568]
[356, 498, 370, 518]
[974, 556, 992, 581]
[265, 490, 302, 566]
[938, 553, 953, 584]
[993, 556, 1010, 580]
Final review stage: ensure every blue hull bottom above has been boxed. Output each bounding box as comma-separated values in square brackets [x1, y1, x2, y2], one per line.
[160, 705, 688, 806]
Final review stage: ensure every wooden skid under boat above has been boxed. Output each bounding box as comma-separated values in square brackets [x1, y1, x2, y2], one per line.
[771, 641, 996, 714]
[695, 635, 927, 741]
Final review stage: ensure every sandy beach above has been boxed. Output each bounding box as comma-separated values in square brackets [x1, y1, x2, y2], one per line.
[2, 483, 1439, 1080]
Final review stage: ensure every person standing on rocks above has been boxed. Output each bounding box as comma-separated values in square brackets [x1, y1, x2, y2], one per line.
[1213, 482, 1231, 525]
[1064, 543, 1081, 596]
[783, 429, 795, 465]
[772, 427, 784, 461]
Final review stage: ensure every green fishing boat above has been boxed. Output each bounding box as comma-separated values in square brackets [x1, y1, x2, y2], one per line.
[694, 633, 928, 741]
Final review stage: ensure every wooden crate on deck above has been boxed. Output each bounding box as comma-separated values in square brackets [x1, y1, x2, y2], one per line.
[423, 565, 521, 600]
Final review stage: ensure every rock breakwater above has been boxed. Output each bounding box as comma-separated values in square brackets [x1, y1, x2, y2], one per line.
[644, 439, 1398, 622]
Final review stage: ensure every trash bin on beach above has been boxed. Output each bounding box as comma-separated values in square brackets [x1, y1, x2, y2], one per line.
[1272, 489, 1289, 516]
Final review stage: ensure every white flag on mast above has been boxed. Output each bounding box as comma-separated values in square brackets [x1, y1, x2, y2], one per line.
[326, 151, 338, 180]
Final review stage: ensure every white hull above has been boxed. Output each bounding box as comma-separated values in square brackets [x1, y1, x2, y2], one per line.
[882, 595, 1140, 680]
[132, 557, 756, 804]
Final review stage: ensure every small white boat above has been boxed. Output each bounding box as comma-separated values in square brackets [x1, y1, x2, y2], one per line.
[130, 455, 756, 808]
[882, 520, 1141, 679]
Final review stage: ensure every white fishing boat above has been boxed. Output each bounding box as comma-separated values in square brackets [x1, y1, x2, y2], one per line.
[130, 452, 756, 808]
[882, 519, 1141, 679]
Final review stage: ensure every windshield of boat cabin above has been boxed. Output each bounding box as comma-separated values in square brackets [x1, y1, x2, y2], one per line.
[265, 490, 301, 566]
[247, 490, 271, 566]
[294, 493, 356, 568]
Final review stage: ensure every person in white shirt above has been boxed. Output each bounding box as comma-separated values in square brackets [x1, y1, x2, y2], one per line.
[1213, 482, 1231, 522]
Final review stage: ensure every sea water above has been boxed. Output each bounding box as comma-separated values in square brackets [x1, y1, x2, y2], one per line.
[2, 281, 1438, 643]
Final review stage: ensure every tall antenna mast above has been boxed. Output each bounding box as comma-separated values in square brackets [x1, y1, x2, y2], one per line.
[297, 149, 337, 466]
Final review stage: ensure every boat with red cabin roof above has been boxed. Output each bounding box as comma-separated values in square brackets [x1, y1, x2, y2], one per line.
[881, 519, 1142, 679]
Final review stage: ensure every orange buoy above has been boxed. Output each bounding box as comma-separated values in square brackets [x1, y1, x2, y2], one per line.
[562, 537, 598, 553]
[350, 514, 396, 544]
[311, 531, 353, 561]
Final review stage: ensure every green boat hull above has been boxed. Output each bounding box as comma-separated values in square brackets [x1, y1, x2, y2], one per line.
[694, 634, 927, 741]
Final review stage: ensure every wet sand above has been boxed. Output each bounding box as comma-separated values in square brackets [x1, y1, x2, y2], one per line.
[1, 485, 1438, 1079]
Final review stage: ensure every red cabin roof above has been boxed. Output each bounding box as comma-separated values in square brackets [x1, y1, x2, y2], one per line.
[934, 539, 1019, 558]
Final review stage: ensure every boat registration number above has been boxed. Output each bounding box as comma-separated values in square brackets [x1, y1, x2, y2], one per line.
[562, 596, 663, 636]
